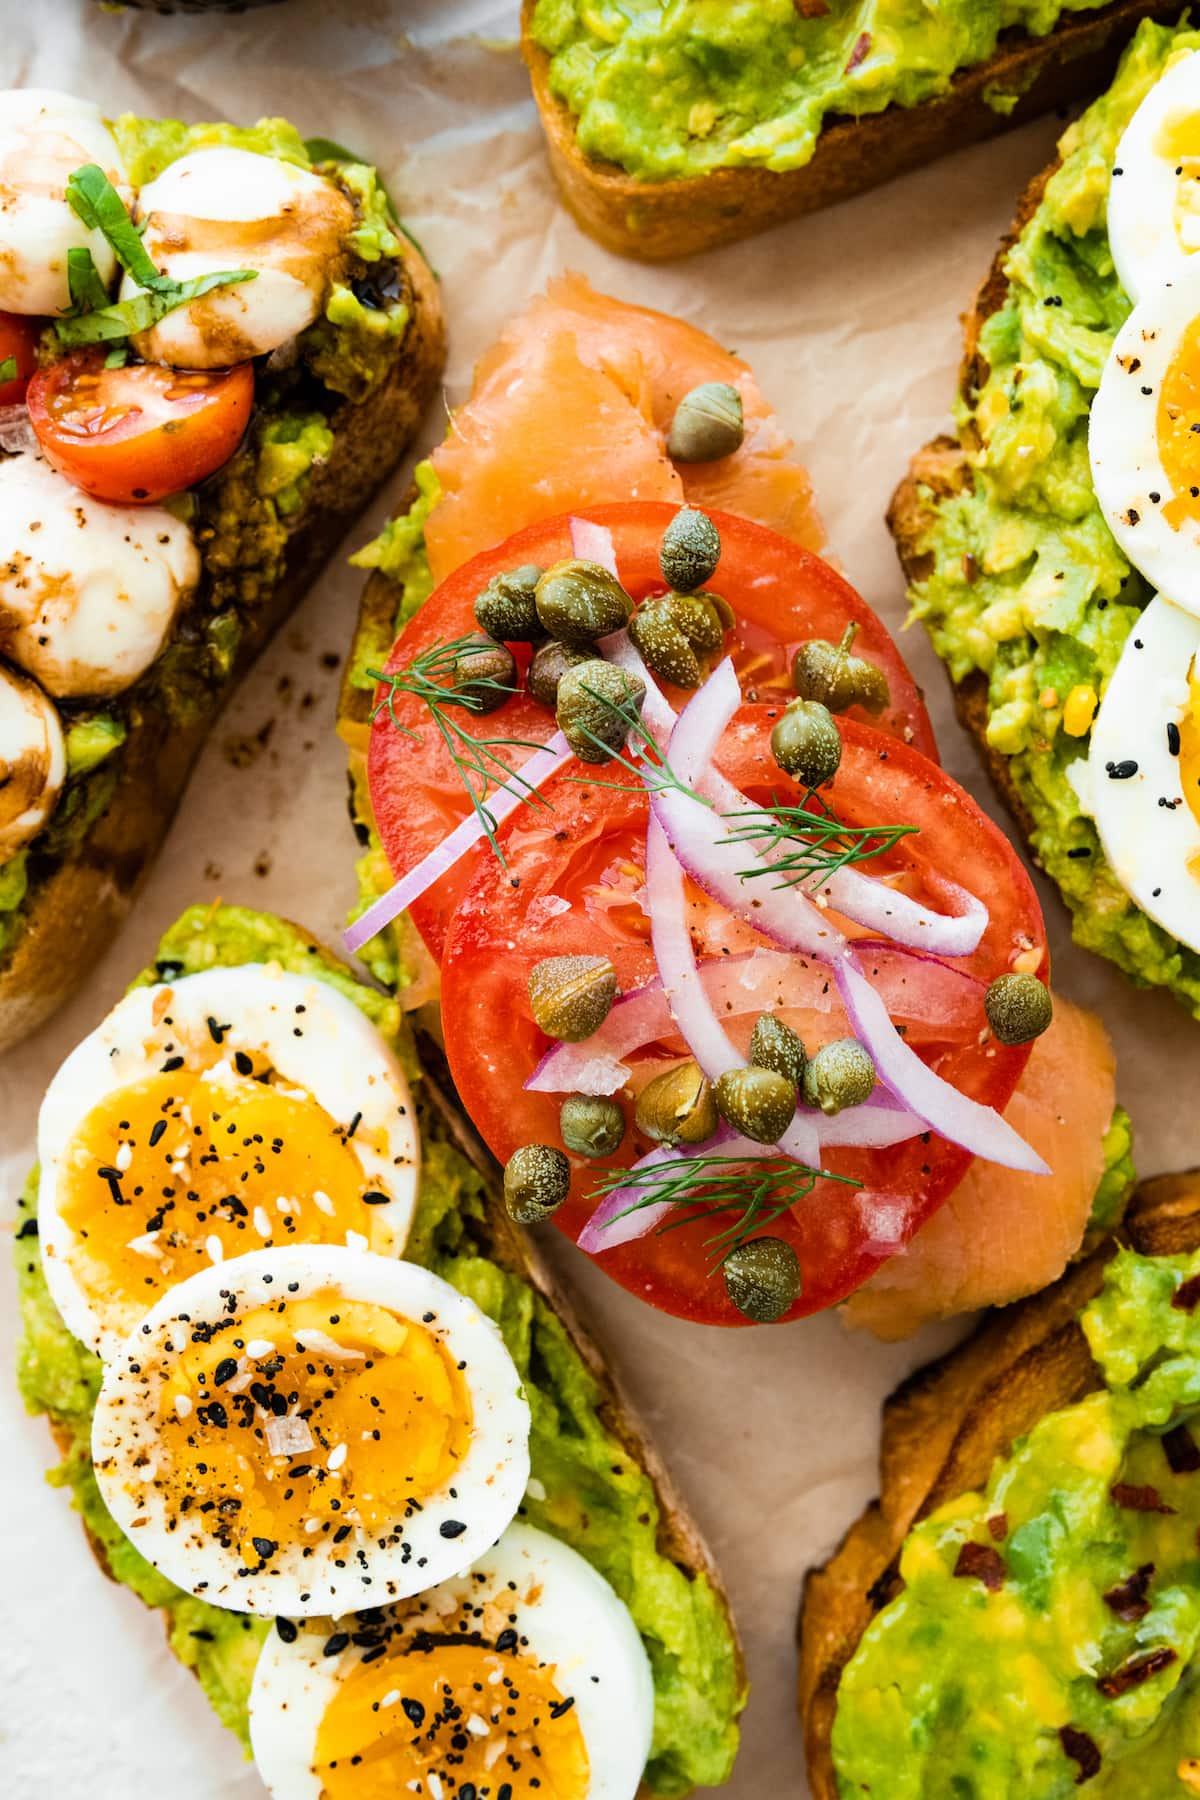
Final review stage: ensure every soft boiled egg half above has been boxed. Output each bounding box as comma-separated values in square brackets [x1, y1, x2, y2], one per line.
[1108, 48, 1200, 303]
[248, 1522, 654, 1800]
[37, 964, 419, 1359]
[91, 1245, 531, 1617]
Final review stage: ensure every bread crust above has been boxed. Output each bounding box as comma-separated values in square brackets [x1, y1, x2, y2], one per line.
[0, 237, 446, 1055]
[520, 0, 1176, 262]
[797, 1169, 1200, 1799]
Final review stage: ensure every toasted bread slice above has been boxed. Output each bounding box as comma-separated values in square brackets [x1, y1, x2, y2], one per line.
[797, 1168, 1200, 1799]
[0, 236, 445, 1056]
[520, 0, 1177, 261]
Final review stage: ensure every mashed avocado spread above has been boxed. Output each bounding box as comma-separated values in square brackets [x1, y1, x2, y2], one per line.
[531, 0, 1114, 181]
[834, 1244, 1200, 1796]
[907, 18, 1200, 1017]
[14, 903, 742, 1795]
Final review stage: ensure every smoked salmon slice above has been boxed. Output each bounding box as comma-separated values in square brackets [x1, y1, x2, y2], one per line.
[425, 272, 825, 584]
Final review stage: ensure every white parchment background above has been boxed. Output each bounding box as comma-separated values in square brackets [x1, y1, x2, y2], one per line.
[0, 4, 1191, 1795]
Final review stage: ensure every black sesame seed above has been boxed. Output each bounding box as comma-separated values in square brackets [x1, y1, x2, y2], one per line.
[333, 1524, 352, 1544]
[1067, 846, 1092, 859]
[16, 1216, 38, 1239]
[161, 1056, 184, 1073]
[549, 1696, 575, 1719]
[252, 1537, 277, 1561]
[1105, 760, 1139, 780]
[323, 1632, 350, 1657]
[234, 1051, 253, 1076]
[439, 1519, 467, 1539]
[275, 1617, 298, 1643]
[361, 1191, 390, 1206]
[206, 1017, 230, 1045]
[496, 1628, 518, 1653]
[213, 1357, 238, 1387]
[1169, 722, 1182, 756]
[402, 1697, 426, 1725]
[149, 1118, 168, 1148]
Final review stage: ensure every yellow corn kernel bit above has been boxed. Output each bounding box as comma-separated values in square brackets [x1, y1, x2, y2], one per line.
[1178, 1759, 1200, 1793]
[1062, 685, 1098, 737]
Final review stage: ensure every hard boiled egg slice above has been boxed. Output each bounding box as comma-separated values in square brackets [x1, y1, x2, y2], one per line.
[125, 147, 355, 369]
[0, 89, 129, 315]
[1109, 49, 1200, 303]
[38, 964, 419, 1359]
[1072, 592, 1200, 953]
[1090, 268, 1200, 612]
[249, 1522, 654, 1800]
[0, 663, 64, 859]
[91, 1245, 531, 1616]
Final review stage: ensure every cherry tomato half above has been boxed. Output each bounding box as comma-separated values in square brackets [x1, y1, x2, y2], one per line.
[27, 353, 255, 505]
[0, 313, 41, 405]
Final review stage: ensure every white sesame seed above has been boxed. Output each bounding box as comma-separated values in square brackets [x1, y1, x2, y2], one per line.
[381, 1689, 401, 1709]
[526, 1477, 546, 1502]
[205, 1235, 224, 1264]
[327, 1443, 347, 1472]
[304, 1517, 322, 1535]
[466, 1713, 489, 1737]
[246, 1339, 275, 1359]
[276, 1196, 293, 1214]
[428, 1777, 444, 1800]
[254, 1207, 272, 1238]
[115, 1141, 133, 1172]
[174, 1394, 193, 1418]
[312, 1190, 335, 1216]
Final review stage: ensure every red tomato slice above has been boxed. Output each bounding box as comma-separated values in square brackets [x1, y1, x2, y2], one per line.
[0, 313, 40, 404]
[28, 353, 254, 504]
[439, 711, 1047, 1327]
[368, 502, 937, 958]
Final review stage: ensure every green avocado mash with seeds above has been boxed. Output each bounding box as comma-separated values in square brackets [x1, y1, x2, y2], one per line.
[14, 903, 743, 1796]
[907, 18, 1200, 1018]
[531, 0, 1118, 182]
[834, 1245, 1200, 1797]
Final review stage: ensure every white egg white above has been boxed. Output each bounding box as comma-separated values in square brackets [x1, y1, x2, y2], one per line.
[0, 663, 64, 859]
[0, 89, 128, 315]
[0, 455, 200, 699]
[91, 1245, 531, 1617]
[1075, 592, 1200, 953]
[38, 963, 420, 1357]
[125, 147, 355, 368]
[1090, 268, 1200, 613]
[249, 1522, 655, 1800]
[1108, 49, 1200, 303]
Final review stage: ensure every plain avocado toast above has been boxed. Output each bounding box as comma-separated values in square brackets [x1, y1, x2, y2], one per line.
[16, 901, 744, 1796]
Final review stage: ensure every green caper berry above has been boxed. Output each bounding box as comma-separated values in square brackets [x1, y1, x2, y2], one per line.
[984, 973, 1053, 1045]
[749, 1013, 807, 1089]
[664, 590, 728, 653]
[556, 659, 646, 764]
[791, 627, 890, 715]
[559, 1094, 626, 1158]
[503, 1144, 571, 1224]
[534, 559, 632, 645]
[628, 599, 702, 689]
[528, 637, 591, 708]
[667, 381, 745, 464]
[473, 564, 544, 642]
[802, 1038, 876, 1116]
[660, 507, 721, 592]
[723, 1236, 801, 1324]
[713, 1066, 797, 1145]
[528, 953, 617, 1042]
[771, 699, 842, 787]
[451, 636, 517, 715]
[635, 1060, 719, 1146]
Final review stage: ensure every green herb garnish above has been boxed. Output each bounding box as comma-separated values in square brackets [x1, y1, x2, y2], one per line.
[726, 795, 918, 889]
[65, 247, 110, 316]
[0, 355, 16, 385]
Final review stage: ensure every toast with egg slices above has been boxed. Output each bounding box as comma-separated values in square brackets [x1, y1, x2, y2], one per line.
[519, 0, 1181, 262]
[15, 903, 744, 1796]
[0, 102, 444, 1055]
[799, 1166, 1200, 1798]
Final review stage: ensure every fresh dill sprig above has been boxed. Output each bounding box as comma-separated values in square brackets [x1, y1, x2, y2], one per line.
[369, 635, 549, 867]
[565, 681, 702, 801]
[724, 791, 917, 890]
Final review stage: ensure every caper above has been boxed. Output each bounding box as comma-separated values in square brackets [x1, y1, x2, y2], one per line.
[771, 699, 842, 788]
[713, 1066, 797, 1145]
[628, 597, 702, 688]
[451, 636, 518, 715]
[635, 1060, 719, 1146]
[723, 1237, 801, 1324]
[749, 1013, 808, 1089]
[528, 637, 591, 708]
[503, 1144, 571, 1224]
[559, 1093, 626, 1158]
[473, 563, 544, 642]
[528, 953, 617, 1042]
[984, 973, 1053, 1045]
[666, 590, 729, 652]
[791, 624, 890, 715]
[660, 507, 721, 592]
[802, 1038, 876, 1116]
[535, 559, 632, 645]
[667, 381, 745, 464]
[556, 659, 646, 764]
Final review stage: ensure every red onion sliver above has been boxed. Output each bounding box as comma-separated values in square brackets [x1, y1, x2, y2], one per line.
[800, 864, 986, 958]
[569, 515, 620, 578]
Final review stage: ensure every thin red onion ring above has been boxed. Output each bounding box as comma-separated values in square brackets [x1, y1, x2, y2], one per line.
[569, 515, 620, 577]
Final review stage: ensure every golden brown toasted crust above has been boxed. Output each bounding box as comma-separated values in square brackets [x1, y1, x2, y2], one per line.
[0, 237, 446, 1056]
[520, 0, 1176, 262]
[797, 1170, 1200, 1799]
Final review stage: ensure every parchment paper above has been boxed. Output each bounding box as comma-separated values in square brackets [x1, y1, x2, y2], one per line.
[0, 6, 1187, 1795]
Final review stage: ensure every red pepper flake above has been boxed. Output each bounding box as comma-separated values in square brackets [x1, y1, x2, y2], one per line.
[1059, 1726, 1102, 1783]
[1172, 1274, 1200, 1312]
[953, 1541, 1005, 1591]
[1164, 1424, 1200, 1475]
[845, 30, 871, 72]
[1102, 1562, 1155, 1622]
[1096, 1645, 1177, 1699]
[1110, 1482, 1175, 1514]
[986, 1511, 1008, 1541]
[963, 553, 979, 585]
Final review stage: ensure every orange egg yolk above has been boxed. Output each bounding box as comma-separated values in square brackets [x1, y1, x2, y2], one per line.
[1178, 660, 1200, 847]
[1156, 106, 1200, 261]
[314, 1640, 590, 1800]
[156, 1289, 472, 1562]
[1157, 312, 1200, 530]
[59, 1068, 389, 1335]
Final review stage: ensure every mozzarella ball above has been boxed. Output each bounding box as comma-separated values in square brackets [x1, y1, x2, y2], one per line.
[0, 662, 64, 858]
[0, 90, 129, 315]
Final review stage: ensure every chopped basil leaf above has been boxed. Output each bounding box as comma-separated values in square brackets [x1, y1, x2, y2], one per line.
[56, 267, 257, 346]
[65, 163, 163, 290]
[65, 246, 111, 316]
[0, 355, 16, 384]
[103, 344, 129, 369]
